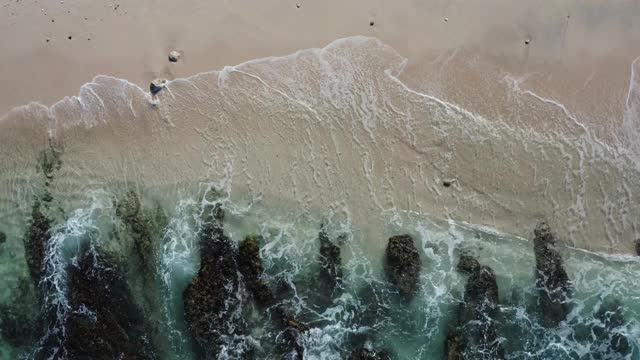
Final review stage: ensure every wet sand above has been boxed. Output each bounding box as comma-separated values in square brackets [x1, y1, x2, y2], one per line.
[1, 1, 640, 255]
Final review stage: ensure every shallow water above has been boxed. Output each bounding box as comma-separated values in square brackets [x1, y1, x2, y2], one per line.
[0, 37, 639, 359]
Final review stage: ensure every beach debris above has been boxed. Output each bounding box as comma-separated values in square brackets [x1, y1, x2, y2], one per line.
[533, 221, 573, 327]
[385, 234, 421, 299]
[369, 20, 375, 26]
[443, 178, 456, 187]
[168, 50, 181, 63]
[150, 78, 167, 95]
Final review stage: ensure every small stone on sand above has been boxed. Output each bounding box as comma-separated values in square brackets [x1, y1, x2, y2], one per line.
[296, 3, 301, 8]
[525, 39, 530, 45]
[168, 50, 181, 63]
[443, 179, 456, 187]
[444, 17, 448, 22]
[370, 21, 375, 26]
[150, 79, 167, 95]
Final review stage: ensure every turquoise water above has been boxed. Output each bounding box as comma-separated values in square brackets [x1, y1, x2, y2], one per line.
[0, 184, 638, 359]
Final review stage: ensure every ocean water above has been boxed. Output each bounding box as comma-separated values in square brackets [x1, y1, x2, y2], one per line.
[0, 36, 639, 359]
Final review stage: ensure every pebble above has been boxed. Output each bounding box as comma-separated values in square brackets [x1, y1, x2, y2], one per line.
[168, 50, 181, 63]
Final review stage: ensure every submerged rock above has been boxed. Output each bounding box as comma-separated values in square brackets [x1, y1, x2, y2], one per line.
[532, 221, 573, 327]
[115, 190, 155, 272]
[350, 347, 391, 360]
[0, 231, 6, 246]
[150, 78, 167, 95]
[635, 238, 640, 256]
[0, 277, 39, 348]
[594, 300, 630, 355]
[274, 305, 309, 359]
[318, 225, 343, 300]
[183, 200, 242, 358]
[24, 198, 51, 284]
[238, 235, 274, 305]
[385, 234, 421, 299]
[444, 330, 464, 360]
[60, 248, 155, 359]
[446, 255, 503, 359]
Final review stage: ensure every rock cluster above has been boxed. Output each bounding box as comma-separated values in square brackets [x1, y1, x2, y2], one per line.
[532, 221, 573, 327]
[385, 234, 421, 299]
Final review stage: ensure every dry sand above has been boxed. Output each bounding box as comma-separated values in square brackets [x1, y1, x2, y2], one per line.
[2, 0, 639, 115]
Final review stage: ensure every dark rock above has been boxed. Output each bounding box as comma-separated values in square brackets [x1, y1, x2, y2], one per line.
[350, 347, 391, 360]
[24, 198, 51, 284]
[56, 248, 155, 359]
[36, 145, 62, 182]
[457, 255, 481, 275]
[274, 305, 309, 359]
[150, 79, 167, 95]
[532, 221, 573, 327]
[115, 191, 154, 272]
[594, 300, 630, 355]
[385, 235, 421, 299]
[0, 231, 6, 246]
[443, 330, 464, 360]
[318, 224, 343, 297]
[0, 277, 39, 348]
[183, 200, 242, 358]
[238, 235, 274, 306]
[635, 238, 640, 256]
[447, 255, 503, 359]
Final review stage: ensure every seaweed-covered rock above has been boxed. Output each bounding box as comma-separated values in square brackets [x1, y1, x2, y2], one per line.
[274, 305, 309, 359]
[594, 300, 630, 356]
[444, 330, 464, 360]
[24, 198, 51, 284]
[60, 248, 155, 359]
[385, 235, 421, 299]
[0, 277, 39, 348]
[457, 255, 481, 275]
[350, 347, 391, 360]
[36, 144, 62, 184]
[183, 201, 241, 358]
[446, 255, 502, 359]
[115, 191, 155, 272]
[318, 225, 343, 302]
[238, 235, 274, 305]
[532, 222, 573, 327]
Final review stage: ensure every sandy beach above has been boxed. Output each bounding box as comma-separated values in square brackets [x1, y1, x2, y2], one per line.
[1, 0, 640, 255]
[2, 0, 639, 115]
